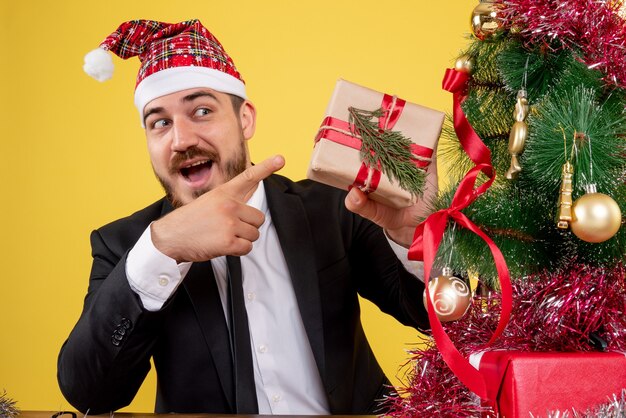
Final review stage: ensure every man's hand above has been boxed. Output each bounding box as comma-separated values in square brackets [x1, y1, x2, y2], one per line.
[151, 155, 285, 262]
[344, 187, 429, 248]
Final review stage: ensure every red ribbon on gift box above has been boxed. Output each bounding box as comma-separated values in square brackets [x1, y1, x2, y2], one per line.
[407, 68, 513, 401]
[315, 94, 434, 193]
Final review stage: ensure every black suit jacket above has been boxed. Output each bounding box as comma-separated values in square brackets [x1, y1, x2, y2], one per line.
[57, 174, 429, 414]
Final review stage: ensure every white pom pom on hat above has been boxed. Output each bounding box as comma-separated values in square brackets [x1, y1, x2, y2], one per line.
[83, 47, 114, 82]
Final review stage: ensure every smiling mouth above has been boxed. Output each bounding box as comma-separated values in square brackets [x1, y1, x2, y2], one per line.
[180, 160, 214, 183]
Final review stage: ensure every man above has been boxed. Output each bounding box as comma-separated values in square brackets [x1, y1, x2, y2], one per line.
[58, 19, 431, 415]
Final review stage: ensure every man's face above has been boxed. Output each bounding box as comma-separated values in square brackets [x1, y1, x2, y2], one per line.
[143, 88, 256, 207]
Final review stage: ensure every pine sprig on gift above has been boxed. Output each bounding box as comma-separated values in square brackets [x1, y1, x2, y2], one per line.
[0, 390, 19, 418]
[348, 106, 426, 196]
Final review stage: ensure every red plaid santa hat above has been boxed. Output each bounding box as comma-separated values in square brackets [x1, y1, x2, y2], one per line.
[84, 19, 247, 126]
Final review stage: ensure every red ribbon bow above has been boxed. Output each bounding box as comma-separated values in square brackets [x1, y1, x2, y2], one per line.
[407, 68, 513, 401]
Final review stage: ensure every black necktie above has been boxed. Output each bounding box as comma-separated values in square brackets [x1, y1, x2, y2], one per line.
[226, 255, 258, 414]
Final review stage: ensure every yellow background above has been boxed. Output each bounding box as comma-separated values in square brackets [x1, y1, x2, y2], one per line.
[0, 1, 470, 412]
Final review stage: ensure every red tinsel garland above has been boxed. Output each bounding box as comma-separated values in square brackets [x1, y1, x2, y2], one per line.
[499, 0, 626, 89]
[384, 263, 626, 417]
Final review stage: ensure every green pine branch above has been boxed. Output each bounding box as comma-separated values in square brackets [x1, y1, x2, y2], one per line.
[524, 85, 626, 198]
[348, 106, 426, 197]
[0, 390, 19, 418]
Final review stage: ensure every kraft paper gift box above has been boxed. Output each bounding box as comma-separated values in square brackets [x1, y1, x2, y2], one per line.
[470, 351, 626, 417]
[307, 79, 444, 210]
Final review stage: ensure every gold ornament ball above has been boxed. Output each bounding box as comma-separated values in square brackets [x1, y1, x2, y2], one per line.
[471, 1, 502, 40]
[455, 55, 475, 74]
[570, 192, 622, 243]
[423, 269, 472, 322]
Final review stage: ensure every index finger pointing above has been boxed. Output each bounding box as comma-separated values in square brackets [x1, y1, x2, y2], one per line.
[227, 155, 285, 199]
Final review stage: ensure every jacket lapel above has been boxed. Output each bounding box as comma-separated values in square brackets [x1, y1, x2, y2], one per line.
[264, 176, 327, 383]
[183, 261, 235, 411]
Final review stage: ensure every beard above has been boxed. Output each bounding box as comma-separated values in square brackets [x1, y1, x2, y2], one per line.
[154, 137, 248, 208]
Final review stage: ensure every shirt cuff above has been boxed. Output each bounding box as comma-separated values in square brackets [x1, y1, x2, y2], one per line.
[126, 224, 192, 311]
[385, 233, 424, 282]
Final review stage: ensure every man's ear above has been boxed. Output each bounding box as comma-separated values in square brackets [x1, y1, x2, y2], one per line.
[239, 100, 257, 140]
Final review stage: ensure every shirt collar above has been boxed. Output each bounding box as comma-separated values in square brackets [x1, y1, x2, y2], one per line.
[246, 179, 269, 215]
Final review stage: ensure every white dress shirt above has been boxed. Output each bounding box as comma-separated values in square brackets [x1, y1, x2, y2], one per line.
[126, 181, 423, 414]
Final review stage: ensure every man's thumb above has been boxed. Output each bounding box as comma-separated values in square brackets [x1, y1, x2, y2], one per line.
[345, 188, 395, 229]
[345, 188, 374, 218]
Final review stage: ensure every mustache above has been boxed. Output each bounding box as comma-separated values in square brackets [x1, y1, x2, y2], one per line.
[169, 147, 220, 174]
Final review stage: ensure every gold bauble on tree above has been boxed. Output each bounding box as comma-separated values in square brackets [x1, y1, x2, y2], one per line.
[471, 0, 503, 40]
[423, 267, 472, 322]
[570, 185, 622, 243]
[455, 54, 475, 74]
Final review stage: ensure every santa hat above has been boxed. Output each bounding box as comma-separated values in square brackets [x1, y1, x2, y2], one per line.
[84, 19, 247, 126]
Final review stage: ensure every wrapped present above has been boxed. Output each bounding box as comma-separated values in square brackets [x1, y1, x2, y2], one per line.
[470, 351, 626, 417]
[307, 79, 444, 210]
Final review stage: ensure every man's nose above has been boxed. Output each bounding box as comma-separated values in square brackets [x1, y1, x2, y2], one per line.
[171, 118, 200, 152]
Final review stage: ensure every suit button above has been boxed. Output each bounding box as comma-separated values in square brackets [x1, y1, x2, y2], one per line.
[111, 318, 133, 346]
[119, 318, 132, 330]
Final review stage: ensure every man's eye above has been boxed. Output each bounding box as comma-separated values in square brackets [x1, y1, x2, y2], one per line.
[152, 119, 169, 129]
[195, 108, 211, 117]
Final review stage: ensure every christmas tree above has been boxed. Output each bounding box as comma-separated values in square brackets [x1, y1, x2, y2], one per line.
[386, 0, 626, 416]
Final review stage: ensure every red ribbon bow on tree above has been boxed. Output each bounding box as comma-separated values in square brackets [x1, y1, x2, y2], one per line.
[407, 67, 513, 401]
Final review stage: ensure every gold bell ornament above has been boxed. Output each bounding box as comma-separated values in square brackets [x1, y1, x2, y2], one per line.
[556, 161, 574, 229]
[570, 184, 622, 243]
[471, 0, 503, 40]
[423, 267, 472, 322]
